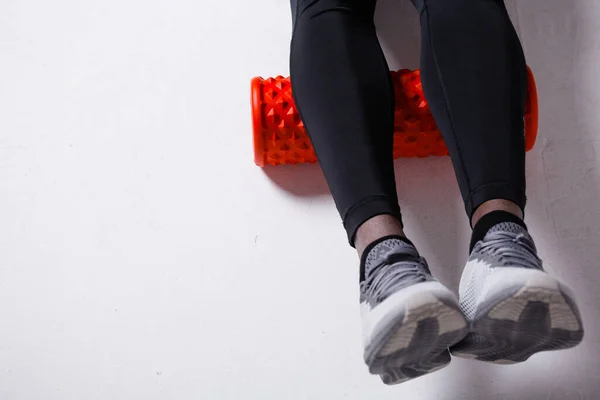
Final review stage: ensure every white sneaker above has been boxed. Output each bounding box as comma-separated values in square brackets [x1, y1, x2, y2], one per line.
[360, 238, 467, 385]
[451, 222, 584, 364]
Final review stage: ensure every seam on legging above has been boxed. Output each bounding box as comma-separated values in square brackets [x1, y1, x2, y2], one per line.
[468, 181, 526, 221]
[423, 2, 473, 197]
[468, 180, 525, 204]
[343, 194, 400, 225]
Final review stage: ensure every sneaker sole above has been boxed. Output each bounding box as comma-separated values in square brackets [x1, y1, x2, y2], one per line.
[364, 282, 468, 384]
[452, 273, 584, 364]
[378, 351, 450, 385]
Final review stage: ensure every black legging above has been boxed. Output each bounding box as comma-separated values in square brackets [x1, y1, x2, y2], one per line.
[289, 0, 528, 245]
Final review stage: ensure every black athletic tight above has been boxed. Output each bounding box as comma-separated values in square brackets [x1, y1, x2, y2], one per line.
[289, 0, 528, 245]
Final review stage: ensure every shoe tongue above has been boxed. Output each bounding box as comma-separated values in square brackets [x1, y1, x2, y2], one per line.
[364, 239, 418, 278]
[487, 222, 527, 236]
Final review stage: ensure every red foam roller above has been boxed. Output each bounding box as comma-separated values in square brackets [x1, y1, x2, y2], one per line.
[251, 68, 538, 167]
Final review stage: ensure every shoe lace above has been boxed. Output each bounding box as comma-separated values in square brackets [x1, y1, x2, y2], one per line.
[476, 231, 542, 270]
[361, 252, 430, 304]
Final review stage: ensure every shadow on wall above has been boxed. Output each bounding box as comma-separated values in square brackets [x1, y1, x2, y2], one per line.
[262, 162, 329, 197]
[375, 0, 421, 70]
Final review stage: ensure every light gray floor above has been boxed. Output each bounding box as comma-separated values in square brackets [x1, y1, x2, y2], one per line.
[0, 0, 598, 398]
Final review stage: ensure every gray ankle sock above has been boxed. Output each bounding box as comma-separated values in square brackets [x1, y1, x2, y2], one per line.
[360, 236, 417, 282]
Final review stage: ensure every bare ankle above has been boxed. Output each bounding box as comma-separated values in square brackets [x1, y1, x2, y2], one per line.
[355, 215, 406, 257]
[472, 199, 523, 227]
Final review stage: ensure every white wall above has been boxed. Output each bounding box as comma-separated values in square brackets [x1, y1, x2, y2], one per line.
[0, 0, 598, 398]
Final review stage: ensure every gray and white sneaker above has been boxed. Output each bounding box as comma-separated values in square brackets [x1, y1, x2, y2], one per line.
[451, 222, 584, 364]
[361, 238, 467, 385]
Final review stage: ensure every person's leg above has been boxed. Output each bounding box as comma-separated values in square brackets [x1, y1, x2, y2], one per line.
[415, 0, 528, 220]
[290, 0, 403, 253]
[289, 0, 467, 385]
[412, 0, 584, 362]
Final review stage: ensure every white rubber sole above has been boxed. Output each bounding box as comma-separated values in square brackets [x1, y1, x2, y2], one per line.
[452, 268, 584, 364]
[362, 281, 468, 385]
